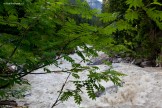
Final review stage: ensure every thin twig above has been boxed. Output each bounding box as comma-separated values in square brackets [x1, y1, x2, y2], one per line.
[51, 59, 85, 107]
[51, 72, 71, 108]
[29, 70, 71, 74]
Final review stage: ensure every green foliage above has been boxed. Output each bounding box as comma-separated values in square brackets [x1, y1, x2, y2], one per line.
[0, 79, 30, 100]
[0, 0, 125, 106]
[60, 67, 125, 104]
[151, 1, 162, 6]
[102, 0, 162, 61]
[98, 12, 119, 23]
[126, 0, 144, 9]
[125, 9, 139, 22]
[102, 0, 128, 14]
[145, 8, 162, 29]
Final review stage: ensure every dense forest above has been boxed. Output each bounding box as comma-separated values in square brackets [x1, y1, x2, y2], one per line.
[0, 0, 162, 107]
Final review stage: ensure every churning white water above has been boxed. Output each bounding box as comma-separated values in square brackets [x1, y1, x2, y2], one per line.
[17, 53, 162, 108]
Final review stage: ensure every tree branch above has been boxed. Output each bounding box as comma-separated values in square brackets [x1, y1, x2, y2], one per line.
[51, 72, 71, 108]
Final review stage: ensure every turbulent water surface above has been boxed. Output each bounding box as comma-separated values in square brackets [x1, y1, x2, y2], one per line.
[17, 54, 162, 108]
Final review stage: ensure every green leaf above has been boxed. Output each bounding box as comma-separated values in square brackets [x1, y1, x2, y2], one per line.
[98, 12, 119, 23]
[60, 91, 73, 101]
[76, 50, 85, 61]
[72, 73, 80, 79]
[125, 10, 139, 22]
[102, 24, 117, 35]
[86, 83, 96, 100]
[151, 1, 162, 6]
[73, 91, 82, 104]
[44, 68, 51, 73]
[126, 0, 144, 9]
[116, 20, 132, 31]
[145, 8, 162, 29]
[63, 55, 75, 63]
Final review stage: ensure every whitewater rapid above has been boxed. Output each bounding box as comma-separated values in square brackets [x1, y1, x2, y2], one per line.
[17, 54, 162, 108]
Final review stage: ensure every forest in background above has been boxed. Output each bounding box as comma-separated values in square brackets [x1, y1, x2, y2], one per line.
[0, 0, 162, 107]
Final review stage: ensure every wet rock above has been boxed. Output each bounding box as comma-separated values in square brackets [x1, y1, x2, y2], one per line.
[140, 60, 156, 67]
[88, 58, 104, 65]
[131, 58, 157, 67]
[88, 52, 137, 65]
[133, 59, 143, 65]
[87, 54, 109, 65]
[109, 58, 122, 63]
[23, 93, 31, 97]
[95, 90, 106, 97]
[95, 85, 120, 97]
[0, 100, 18, 107]
[124, 57, 133, 63]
